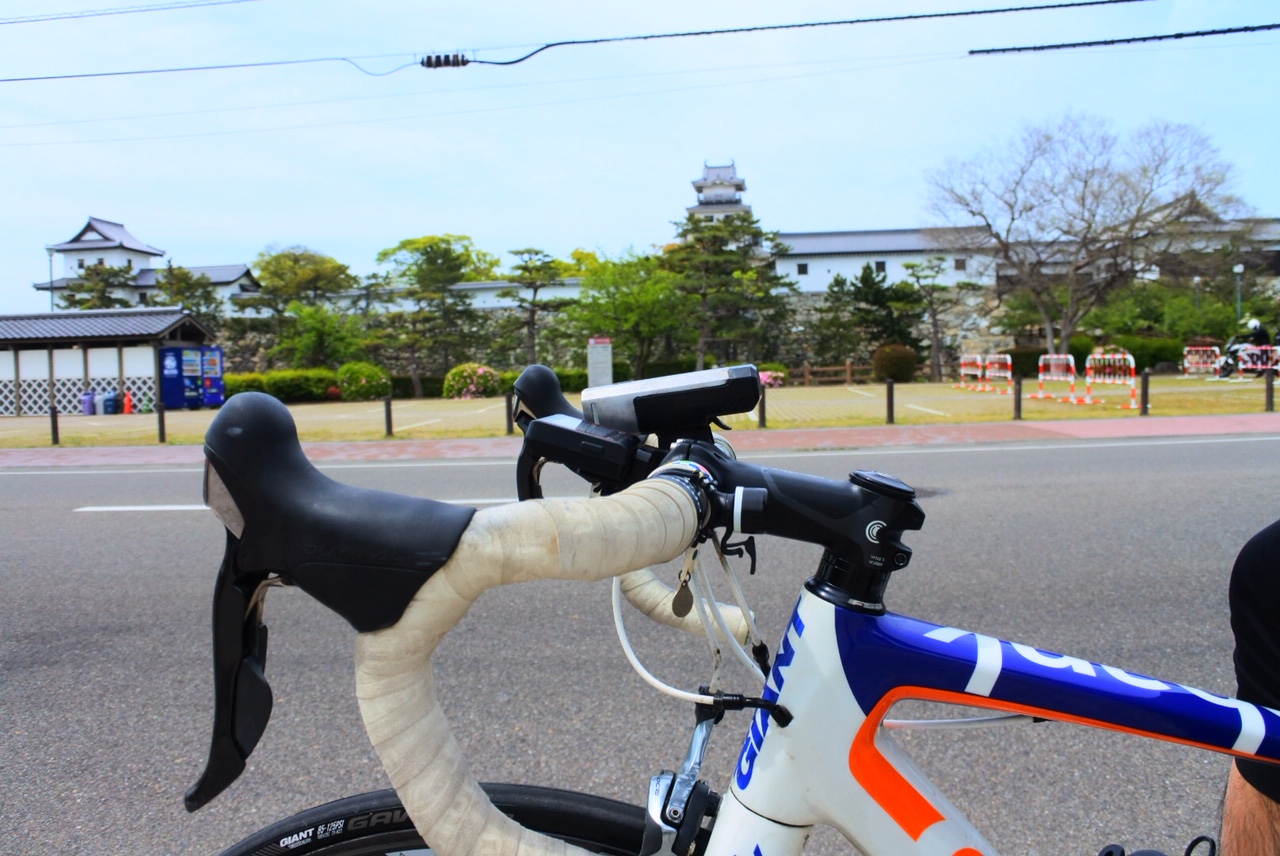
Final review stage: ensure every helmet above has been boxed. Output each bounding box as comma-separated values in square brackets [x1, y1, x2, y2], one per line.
[1248, 318, 1261, 331]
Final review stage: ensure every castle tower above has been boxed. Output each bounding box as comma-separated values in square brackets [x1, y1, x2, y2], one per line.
[686, 162, 751, 222]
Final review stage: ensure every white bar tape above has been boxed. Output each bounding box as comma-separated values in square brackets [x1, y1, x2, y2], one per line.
[619, 566, 751, 643]
[354, 479, 699, 856]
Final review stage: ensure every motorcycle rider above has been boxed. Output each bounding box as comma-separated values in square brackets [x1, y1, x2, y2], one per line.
[1245, 317, 1271, 347]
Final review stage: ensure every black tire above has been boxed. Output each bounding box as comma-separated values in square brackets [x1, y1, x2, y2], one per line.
[217, 783, 647, 856]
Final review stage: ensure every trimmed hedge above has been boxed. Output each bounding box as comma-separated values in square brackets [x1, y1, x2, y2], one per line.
[224, 372, 267, 397]
[873, 344, 917, 383]
[263, 369, 339, 402]
[642, 357, 706, 379]
[1111, 336, 1185, 373]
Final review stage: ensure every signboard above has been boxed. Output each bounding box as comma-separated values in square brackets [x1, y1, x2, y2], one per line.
[587, 337, 613, 389]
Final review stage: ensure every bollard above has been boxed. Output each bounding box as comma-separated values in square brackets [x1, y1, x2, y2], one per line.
[1013, 376, 1022, 420]
[156, 401, 166, 444]
[1140, 369, 1150, 416]
[505, 391, 515, 435]
[49, 405, 60, 446]
[886, 378, 895, 425]
[384, 395, 394, 437]
[1267, 370, 1275, 413]
[758, 384, 767, 429]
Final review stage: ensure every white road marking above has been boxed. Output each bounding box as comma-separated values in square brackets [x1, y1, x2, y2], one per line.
[906, 404, 949, 416]
[845, 387, 875, 398]
[399, 418, 443, 430]
[73, 496, 576, 512]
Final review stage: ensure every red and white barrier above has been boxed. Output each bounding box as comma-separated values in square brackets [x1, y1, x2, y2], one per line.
[1028, 353, 1076, 400]
[1181, 346, 1219, 378]
[1238, 346, 1279, 377]
[982, 354, 1014, 395]
[955, 354, 984, 390]
[1072, 352, 1137, 409]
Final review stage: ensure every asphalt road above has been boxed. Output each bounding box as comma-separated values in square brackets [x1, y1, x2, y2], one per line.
[4, 435, 1280, 855]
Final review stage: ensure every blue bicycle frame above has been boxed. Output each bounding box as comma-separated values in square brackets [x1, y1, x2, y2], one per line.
[700, 586, 1280, 855]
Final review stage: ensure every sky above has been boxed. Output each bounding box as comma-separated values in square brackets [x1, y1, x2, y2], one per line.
[0, 0, 1276, 314]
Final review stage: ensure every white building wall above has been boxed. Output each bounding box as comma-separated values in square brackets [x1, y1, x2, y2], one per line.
[0, 351, 13, 382]
[52, 349, 82, 379]
[61, 248, 156, 277]
[18, 349, 49, 380]
[87, 348, 118, 376]
[123, 346, 154, 375]
[787, 253, 997, 294]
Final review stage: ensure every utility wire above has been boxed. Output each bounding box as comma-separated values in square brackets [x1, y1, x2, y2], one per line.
[459, 0, 1153, 67]
[972, 22, 1280, 54]
[0, 55, 420, 84]
[0, 0, 1149, 83]
[0, 49, 957, 131]
[0, 0, 259, 26]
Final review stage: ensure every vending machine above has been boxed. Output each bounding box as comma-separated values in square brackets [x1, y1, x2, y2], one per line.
[200, 346, 225, 407]
[160, 347, 203, 409]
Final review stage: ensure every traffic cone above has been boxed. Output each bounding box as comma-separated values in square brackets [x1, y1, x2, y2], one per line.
[123, 390, 134, 414]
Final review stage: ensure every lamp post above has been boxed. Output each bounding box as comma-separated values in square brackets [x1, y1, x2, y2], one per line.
[1234, 263, 1245, 322]
[46, 247, 55, 312]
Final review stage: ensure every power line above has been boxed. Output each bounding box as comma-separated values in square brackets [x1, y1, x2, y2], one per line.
[0, 55, 421, 84]
[0, 54, 961, 148]
[0, 0, 260, 26]
[0, 0, 1150, 84]
[0, 49, 959, 131]
[971, 22, 1280, 54]
[453, 0, 1153, 67]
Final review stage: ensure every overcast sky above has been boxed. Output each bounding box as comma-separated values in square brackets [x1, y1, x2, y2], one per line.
[1, 0, 1275, 314]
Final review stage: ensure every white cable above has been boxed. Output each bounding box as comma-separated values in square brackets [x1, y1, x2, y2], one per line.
[686, 565, 724, 692]
[714, 543, 764, 646]
[694, 557, 766, 684]
[611, 577, 716, 706]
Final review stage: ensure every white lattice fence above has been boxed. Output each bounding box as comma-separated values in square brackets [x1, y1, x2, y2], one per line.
[0, 380, 15, 416]
[18, 380, 46, 415]
[52, 378, 84, 414]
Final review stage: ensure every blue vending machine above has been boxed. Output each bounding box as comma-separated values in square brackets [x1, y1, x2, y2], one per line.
[201, 346, 225, 407]
[159, 347, 204, 409]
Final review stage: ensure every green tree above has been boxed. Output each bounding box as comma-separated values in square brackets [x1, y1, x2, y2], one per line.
[244, 246, 359, 332]
[563, 254, 695, 378]
[662, 213, 795, 370]
[849, 262, 925, 356]
[375, 235, 486, 395]
[499, 248, 574, 366]
[348, 271, 393, 318]
[153, 262, 225, 333]
[811, 273, 864, 365]
[269, 301, 367, 369]
[59, 263, 133, 310]
[899, 256, 982, 382]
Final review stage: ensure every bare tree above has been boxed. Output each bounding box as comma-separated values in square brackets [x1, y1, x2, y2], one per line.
[927, 115, 1246, 353]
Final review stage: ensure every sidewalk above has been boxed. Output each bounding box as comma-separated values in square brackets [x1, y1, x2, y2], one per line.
[1, 412, 1277, 468]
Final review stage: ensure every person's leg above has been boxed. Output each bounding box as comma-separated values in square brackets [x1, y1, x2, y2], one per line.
[1223, 763, 1280, 854]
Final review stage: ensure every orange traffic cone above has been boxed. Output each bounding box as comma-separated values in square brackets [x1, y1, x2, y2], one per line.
[123, 391, 134, 414]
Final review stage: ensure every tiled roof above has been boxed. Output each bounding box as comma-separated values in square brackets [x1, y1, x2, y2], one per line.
[48, 217, 164, 256]
[0, 307, 212, 344]
[778, 228, 971, 256]
[133, 264, 257, 288]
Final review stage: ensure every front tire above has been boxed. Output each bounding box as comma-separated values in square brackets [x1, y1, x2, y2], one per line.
[217, 783, 647, 856]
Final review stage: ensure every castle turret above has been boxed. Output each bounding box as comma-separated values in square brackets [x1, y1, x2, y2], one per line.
[686, 162, 751, 222]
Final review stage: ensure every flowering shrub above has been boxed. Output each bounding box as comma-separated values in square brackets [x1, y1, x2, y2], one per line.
[337, 361, 392, 401]
[758, 370, 784, 388]
[443, 362, 502, 399]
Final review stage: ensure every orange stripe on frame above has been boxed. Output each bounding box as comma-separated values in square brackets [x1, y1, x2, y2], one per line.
[851, 684, 1256, 844]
